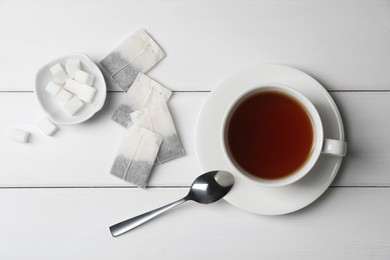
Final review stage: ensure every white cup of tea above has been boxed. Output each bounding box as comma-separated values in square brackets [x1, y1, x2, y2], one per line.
[221, 83, 347, 187]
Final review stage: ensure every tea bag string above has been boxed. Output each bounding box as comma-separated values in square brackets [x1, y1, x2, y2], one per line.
[110, 43, 152, 78]
[123, 131, 147, 180]
[146, 107, 161, 164]
[141, 81, 154, 108]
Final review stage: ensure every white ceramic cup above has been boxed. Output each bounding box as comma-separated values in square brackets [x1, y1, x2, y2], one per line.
[221, 83, 347, 187]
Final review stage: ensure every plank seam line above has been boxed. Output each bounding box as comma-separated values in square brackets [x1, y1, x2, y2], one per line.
[0, 186, 388, 189]
[0, 90, 211, 93]
[1, 90, 390, 93]
[0, 186, 191, 189]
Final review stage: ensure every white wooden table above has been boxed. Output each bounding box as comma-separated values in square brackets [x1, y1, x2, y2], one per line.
[1, 0, 390, 259]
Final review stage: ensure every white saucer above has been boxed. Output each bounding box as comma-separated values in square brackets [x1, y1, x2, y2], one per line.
[196, 64, 345, 215]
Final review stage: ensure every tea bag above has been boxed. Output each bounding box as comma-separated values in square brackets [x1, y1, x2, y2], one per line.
[110, 124, 163, 188]
[130, 99, 185, 164]
[100, 29, 166, 91]
[111, 73, 172, 127]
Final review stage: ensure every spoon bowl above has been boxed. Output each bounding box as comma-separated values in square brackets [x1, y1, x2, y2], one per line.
[110, 170, 234, 237]
[187, 171, 234, 204]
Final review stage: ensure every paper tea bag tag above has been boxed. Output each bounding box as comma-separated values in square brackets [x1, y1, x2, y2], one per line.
[100, 29, 166, 91]
[128, 73, 172, 110]
[130, 99, 185, 164]
[110, 124, 163, 188]
[111, 73, 172, 127]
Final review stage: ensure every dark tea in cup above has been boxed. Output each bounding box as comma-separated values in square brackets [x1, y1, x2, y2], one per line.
[225, 89, 315, 181]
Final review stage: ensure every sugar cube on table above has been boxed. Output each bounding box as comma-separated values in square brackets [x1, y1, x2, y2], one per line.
[64, 78, 83, 95]
[77, 84, 96, 103]
[50, 63, 68, 84]
[56, 88, 73, 103]
[45, 81, 62, 96]
[37, 118, 58, 136]
[8, 129, 30, 143]
[65, 58, 81, 78]
[64, 96, 84, 116]
[74, 69, 94, 86]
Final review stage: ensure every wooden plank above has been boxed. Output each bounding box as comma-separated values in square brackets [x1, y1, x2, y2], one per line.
[0, 187, 389, 259]
[1, 92, 390, 187]
[0, 0, 389, 91]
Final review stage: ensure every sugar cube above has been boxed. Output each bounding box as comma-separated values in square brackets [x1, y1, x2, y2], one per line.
[74, 70, 94, 86]
[64, 96, 84, 116]
[85, 74, 95, 86]
[9, 129, 30, 143]
[37, 118, 58, 136]
[77, 84, 96, 103]
[65, 58, 81, 79]
[64, 78, 83, 95]
[50, 63, 68, 84]
[56, 88, 73, 103]
[45, 81, 62, 96]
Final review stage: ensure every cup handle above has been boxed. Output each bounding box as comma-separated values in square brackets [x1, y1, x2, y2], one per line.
[321, 139, 347, 156]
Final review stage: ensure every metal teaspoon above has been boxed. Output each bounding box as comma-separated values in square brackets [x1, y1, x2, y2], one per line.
[109, 170, 235, 237]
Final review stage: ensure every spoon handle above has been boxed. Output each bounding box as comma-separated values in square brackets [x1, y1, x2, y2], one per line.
[110, 197, 187, 237]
